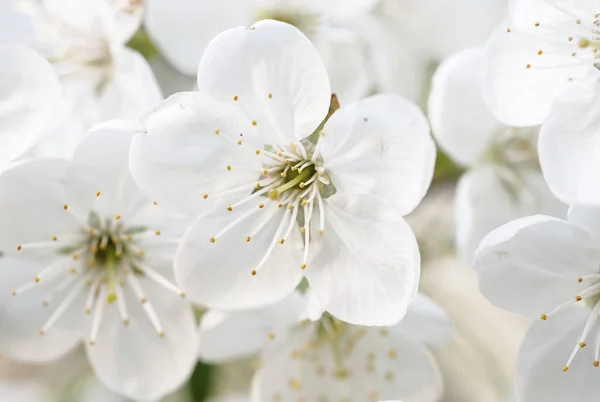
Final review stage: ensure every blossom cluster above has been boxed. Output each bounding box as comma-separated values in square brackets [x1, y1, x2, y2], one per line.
[0, 0, 593, 401]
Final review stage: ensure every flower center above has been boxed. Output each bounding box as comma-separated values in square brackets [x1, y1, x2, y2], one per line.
[539, 273, 600, 371]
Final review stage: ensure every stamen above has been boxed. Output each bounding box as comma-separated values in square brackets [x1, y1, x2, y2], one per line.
[39, 278, 86, 335]
[251, 206, 291, 275]
[84, 277, 100, 314]
[136, 262, 185, 298]
[229, 182, 276, 210]
[126, 272, 164, 337]
[213, 206, 264, 242]
[316, 191, 325, 234]
[89, 285, 108, 345]
[564, 299, 600, 371]
[281, 202, 300, 243]
[115, 281, 129, 325]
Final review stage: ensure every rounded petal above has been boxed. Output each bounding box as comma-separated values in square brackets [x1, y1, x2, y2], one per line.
[568, 205, 600, 242]
[252, 327, 442, 402]
[305, 194, 420, 326]
[538, 75, 600, 206]
[0, 258, 84, 362]
[96, 47, 163, 121]
[198, 292, 304, 362]
[517, 306, 600, 402]
[85, 277, 197, 401]
[196, 19, 331, 143]
[130, 92, 263, 216]
[483, 24, 587, 126]
[175, 202, 303, 310]
[392, 294, 452, 347]
[144, 0, 252, 75]
[321, 94, 435, 215]
[455, 165, 566, 262]
[474, 215, 600, 320]
[429, 48, 502, 166]
[0, 44, 61, 167]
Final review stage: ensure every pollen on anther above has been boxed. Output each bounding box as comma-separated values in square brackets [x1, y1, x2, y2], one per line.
[300, 264, 306, 270]
[51, 236, 57, 241]
[534, 22, 540, 27]
[39, 329, 45, 336]
[595, 361, 599, 367]
[538, 50, 543, 55]
[506, 27, 511, 33]
[123, 319, 130, 326]
[540, 314, 547, 320]
[214, 128, 220, 135]
[227, 206, 233, 211]
[252, 120, 257, 126]
[202, 193, 209, 200]
[237, 140, 242, 145]
[140, 297, 147, 304]
[34, 277, 40, 283]
[255, 183, 261, 189]
[576, 295, 583, 301]
[576, 19, 581, 24]
[568, 36, 573, 42]
[246, 236, 251, 242]
[158, 331, 166, 338]
[256, 149, 261, 155]
[577, 277, 583, 282]
[10, 290, 16, 296]
[226, 165, 232, 171]
[258, 203, 265, 209]
[16, 245, 21, 251]
[89, 340, 95, 346]
[72, 254, 78, 260]
[251, 269, 257, 276]
[279, 239, 285, 244]
[233, 95, 238, 101]
[114, 214, 121, 220]
[155, 230, 161, 236]
[562, 366, 569, 372]
[70, 267, 77, 275]
[268, 93, 273, 99]
[96, 191, 101, 197]
[209, 237, 216, 243]
[526, 64, 531, 69]
[63, 204, 68, 210]
[268, 332, 276, 340]
[300, 227, 306, 233]
[580, 342, 586, 348]
[85, 307, 91, 314]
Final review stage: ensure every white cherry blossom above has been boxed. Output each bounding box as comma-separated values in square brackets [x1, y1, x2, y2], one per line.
[484, 0, 600, 126]
[130, 20, 435, 326]
[428, 47, 564, 262]
[0, 121, 197, 401]
[0, 43, 60, 170]
[475, 207, 600, 402]
[1, 0, 162, 158]
[198, 292, 451, 402]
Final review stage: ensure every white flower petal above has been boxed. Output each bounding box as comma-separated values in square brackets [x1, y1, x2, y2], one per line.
[321, 94, 435, 216]
[198, 292, 304, 362]
[196, 19, 331, 144]
[145, 0, 252, 76]
[305, 194, 420, 326]
[516, 306, 600, 402]
[85, 277, 197, 401]
[455, 165, 565, 262]
[392, 294, 452, 347]
[175, 202, 303, 310]
[483, 24, 587, 126]
[429, 47, 502, 166]
[0, 258, 84, 362]
[130, 92, 263, 216]
[538, 75, 600, 206]
[568, 205, 600, 242]
[0, 44, 61, 168]
[474, 215, 600, 320]
[252, 326, 442, 402]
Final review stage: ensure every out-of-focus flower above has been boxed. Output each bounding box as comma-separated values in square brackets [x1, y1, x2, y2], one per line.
[428, 47, 565, 262]
[144, 0, 375, 102]
[0, 43, 60, 171]
[1, 0, 162, 158]
[0, 122, 197, 401]
[199, 291, 451, 402]
[130, 20, 435, 326]
[483, 0, 598, 126]
[475, 207, 600, 402]
[537, 71, 600, 207]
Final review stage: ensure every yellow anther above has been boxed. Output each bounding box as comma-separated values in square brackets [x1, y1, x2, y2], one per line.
[63, 204, 68, 210]
[506, 27, 511, 32]
[72, 254, 78, 260]
[299, 182, 305, 188]
[318, 229, 324, 235]
[155, 230, 161, 236]
[388, 349, 397, 358]
[568, 36, 573, 41]
[233, 95, 238, 101]
[227, 206, 233, 211]
[538, 49, 543, 55]
[158, 332, 165, 338]
[140, 297, 147, 304]
[526, 64, 531, 69]
[39, 329, 45, 336]
[300, 227, 306, 233]
[153, 201, 157, 205]
[203, 193, 208, 199]
[96, 191, 101, 197]
[114, 214, 121, 220]
[179, 292, 185, 298]
[16, 245, 21, 251]
[300, 264, 306, 270]
[268, 93, 273, 99]
[578, 277, 583, 282]
[251, 269, 257, 276]
[289, 378, 302, 390]
[279, 239, 285, 244]
[214, 128, 220, 134]
[89, 340, 95, 346]
[580, 342, 586, 348]
[562, 366, 569, 372]
[252, 120, 257, 126]
[70, 267, 77, 275]
[258, 203, 265, 209]
[255, 183, 261, 189]
[237, 140, 242, 145]
[534, 22, 540, 27]
[51, 236, 57, 241]
[246, 236, 251, 242]
[262, 169, 268, 175]
[11, 290, 16, 296]
[226, 165, 231, 171]
[267, 332, 276, 340]
[256, 149, 261, 155]
[576, 296, 583, 301]
[280, 171, 287, 177]
[123, 319, 130, 326]
[34, 277, 40, 283]
[595, 361, 599, 367]
[125, 235, 132, 241]
[540, 314, 547, 320]
[209, 237, 216, 243]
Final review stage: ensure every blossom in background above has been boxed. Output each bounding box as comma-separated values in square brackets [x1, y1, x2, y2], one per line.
[0, 122, 197, 401]
[484, 0, 599, 126]
[144, 0, 375, 102]
[475, 207, 600, 402]
[428, 47, 564, 262]
[0, 0, 162, 158]
[198, 291, 451, 402]
[130, 20, 435, 326]
[0, 43, 60, 170]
